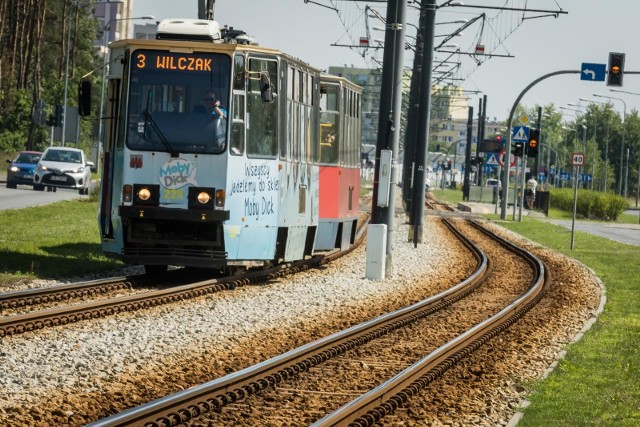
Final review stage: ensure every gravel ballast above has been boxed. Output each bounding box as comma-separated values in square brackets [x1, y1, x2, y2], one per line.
[0, 216, 601, 426]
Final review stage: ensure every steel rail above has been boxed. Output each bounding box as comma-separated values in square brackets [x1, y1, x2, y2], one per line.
[0, 217, 370, 338]
[314, 219, 547, 426]
[86, 217, 489, 427]
[0, 276, 135, 310]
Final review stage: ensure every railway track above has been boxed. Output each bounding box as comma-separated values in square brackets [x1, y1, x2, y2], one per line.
[0, 223, 367, 338]
[87, 218, 547, 426]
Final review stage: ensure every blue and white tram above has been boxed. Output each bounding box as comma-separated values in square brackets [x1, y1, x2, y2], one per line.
[89, 19, 327, 273]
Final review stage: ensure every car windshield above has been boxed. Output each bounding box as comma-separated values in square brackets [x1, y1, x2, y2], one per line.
[16, 153, 41, 163]
[43, 149, 82, 163]
[126, 49, 231, 155]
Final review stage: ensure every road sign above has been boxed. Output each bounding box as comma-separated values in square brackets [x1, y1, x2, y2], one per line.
[485, 153, 499, 166]
[512, 126, 529, 142]
[580, 63, 606, 81]
[571, 152, 585, 166]
[498, 149, 516, 167]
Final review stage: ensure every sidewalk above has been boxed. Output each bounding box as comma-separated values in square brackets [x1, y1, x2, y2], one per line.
[458, 201, 640, 246]
[458, 202, 546, 218]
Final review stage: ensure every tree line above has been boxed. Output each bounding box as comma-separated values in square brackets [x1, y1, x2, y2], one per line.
[0, 0, 99, 153]
[518, 102, 640, 198]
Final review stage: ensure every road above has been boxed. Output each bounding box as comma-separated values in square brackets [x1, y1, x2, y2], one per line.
[0, 184, 88, 211]
[544, 219, 640, 247]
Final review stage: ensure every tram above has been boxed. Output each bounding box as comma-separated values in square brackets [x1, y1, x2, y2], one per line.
[81, 18, 362, 273]
[316, 74, 362, 251]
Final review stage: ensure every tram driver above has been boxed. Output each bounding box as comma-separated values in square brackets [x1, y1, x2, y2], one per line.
[195, 90, 227, 147]
[195, 90, 227, 119]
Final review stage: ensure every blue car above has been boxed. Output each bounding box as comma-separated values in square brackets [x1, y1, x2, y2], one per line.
[5, 151, 43, 189]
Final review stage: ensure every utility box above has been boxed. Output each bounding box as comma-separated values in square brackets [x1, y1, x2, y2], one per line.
[366, 223, 387, 280]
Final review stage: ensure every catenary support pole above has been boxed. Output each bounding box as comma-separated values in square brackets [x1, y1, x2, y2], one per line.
[370, 0, 407, 275]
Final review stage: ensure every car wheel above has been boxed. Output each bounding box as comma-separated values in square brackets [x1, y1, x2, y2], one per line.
[6, 181, 17, 189]
[34, 184, 45, 191]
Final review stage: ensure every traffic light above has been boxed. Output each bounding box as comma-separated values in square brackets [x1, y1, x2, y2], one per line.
[527, 128, 539, 158]
[512, 141, 524, 157]
[607, 52, 625, 87]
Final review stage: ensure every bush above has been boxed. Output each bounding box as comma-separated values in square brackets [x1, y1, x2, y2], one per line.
[550, 188, 628, 220]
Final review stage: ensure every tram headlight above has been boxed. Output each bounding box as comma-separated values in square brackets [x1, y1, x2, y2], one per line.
[197, 191, 211, 205]
[188, 187, 215, 209]
[138, 187, 152, 201]
[132, 184, 160, 206]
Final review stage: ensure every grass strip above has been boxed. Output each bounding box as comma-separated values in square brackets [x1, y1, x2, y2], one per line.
[497, 217, 640, 426]
[0, 199, 122, 285]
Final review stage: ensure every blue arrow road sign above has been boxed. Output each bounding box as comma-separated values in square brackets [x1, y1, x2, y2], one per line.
[581, 63, 606, 81]
[512, 126, 530, 142]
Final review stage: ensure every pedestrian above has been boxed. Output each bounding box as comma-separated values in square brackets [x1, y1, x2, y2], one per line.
[525, 176, 538, 209]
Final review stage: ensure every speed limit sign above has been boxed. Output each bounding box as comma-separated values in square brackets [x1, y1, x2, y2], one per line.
[571, 152, 585, 166]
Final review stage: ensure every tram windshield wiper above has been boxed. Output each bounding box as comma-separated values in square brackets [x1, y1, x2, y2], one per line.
[142, 110, 179, 158]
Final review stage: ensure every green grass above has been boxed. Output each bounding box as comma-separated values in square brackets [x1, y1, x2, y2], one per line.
[0, 198, 123, 285]
[492, 216, 640, 426]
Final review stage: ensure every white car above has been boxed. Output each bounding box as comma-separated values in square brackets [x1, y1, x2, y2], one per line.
[34, 147, 95, 194]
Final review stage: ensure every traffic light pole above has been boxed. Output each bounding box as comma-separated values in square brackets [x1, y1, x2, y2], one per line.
[409, 0, 436, 246]
[500, 70, 580, 220]
[534, 106, 541, 182]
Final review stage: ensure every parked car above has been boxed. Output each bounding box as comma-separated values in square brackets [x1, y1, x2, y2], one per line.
[34, 147, 94, 194]
[485, 178, 501, 188]
[5, 151, 43, 189]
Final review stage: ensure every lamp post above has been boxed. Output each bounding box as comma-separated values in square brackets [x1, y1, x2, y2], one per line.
[610, 89, 640, 203]
[97, 14, 155, 162]
[594, 93, 626, 196]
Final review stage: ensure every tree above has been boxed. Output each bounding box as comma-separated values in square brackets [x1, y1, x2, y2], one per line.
[0, 0, 100, 153]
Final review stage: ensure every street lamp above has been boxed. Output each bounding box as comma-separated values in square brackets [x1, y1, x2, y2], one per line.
[594, 93, 626, 196]
[97, 14, 155, 161]
[610, 89, 640, 203]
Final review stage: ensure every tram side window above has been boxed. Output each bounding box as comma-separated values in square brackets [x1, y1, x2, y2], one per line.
[231, 93, 245, 155]
[319, 83, 339, 165]
[246, 58, 277, 158]
[230, 54, 245, 155]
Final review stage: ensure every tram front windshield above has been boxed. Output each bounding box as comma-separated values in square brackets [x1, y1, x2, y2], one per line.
[126, 49, 231, 155]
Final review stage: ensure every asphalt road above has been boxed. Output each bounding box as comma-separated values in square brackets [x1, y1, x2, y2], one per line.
[544, 218, 640, 247]
[0, 183, 88, 211]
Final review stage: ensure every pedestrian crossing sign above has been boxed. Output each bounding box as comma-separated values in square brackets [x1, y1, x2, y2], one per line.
[485, 153, 498, 165]
[512, 126, 529, 142]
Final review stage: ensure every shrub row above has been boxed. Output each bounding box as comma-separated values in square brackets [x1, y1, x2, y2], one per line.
[550, 188, 628, 220]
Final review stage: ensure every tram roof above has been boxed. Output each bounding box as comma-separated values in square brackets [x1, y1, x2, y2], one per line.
[320, 73, 363, 93]
[110, 22, 321, 73]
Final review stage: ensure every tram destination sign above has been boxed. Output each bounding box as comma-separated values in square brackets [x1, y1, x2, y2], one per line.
[133, 50, 215, 72]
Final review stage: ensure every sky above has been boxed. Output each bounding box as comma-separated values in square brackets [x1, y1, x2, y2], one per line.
[131, 0, 640, 122]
